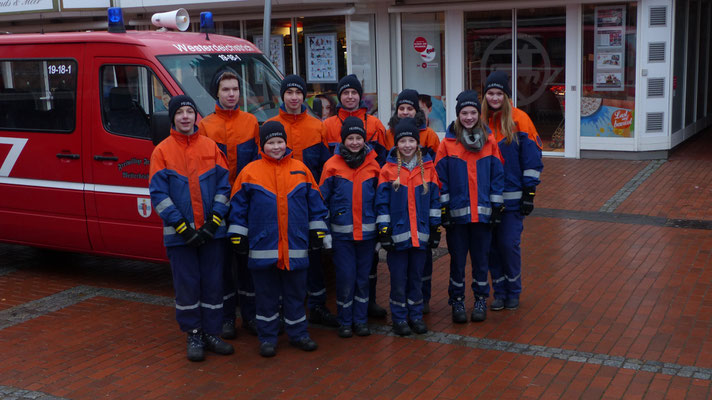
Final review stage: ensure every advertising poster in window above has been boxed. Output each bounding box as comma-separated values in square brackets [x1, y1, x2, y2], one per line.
[254, 35, 285, 75]
[306, 33, 338, 83]
[593, 6, 625, 91]
[580, 97, 634, 137]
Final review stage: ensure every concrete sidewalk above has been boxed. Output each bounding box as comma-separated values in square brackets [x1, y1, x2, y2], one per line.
[1, 130, 712, 399]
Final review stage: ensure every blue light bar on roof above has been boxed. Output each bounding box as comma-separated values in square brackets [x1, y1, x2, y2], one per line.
[108, 7, 126, 33]
[200, 12, 215, 33]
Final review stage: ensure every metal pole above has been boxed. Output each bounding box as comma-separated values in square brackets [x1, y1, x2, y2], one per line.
[263, 0, 272, 59]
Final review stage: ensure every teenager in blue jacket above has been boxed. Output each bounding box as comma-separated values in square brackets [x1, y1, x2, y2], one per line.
[376, 118, 441, 336]
[481, 71, 543, 311]
[227, 121, 330, 358]
[320, 117, 381, 338]
[149, 95, 234, 362]
[435, 90, 504, 323]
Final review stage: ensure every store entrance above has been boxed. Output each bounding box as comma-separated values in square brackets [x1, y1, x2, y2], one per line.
[465, 7, 566, 153]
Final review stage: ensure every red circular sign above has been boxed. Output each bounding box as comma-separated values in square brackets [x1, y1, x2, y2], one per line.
[413, 37, 428, 52]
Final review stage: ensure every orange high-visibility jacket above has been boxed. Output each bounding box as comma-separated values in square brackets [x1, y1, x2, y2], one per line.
[323, 105, 387, 164]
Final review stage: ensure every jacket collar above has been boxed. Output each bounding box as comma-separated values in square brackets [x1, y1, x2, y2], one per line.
[258, 147, 294, 164]
[385, 147, 434, 166]
[278, 105, 307, 122]
[170, 126, 199, 145]
[214, 102, 241, 119]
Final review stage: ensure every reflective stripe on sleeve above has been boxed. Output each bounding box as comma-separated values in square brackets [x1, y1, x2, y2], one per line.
[439, 193, 450, 203]
[309, 220, 328, 230]
[155, 198, 174, 214]
[490, 194, 503, 204]
[523, 169, 541, 178]
[214, 194, 229, 205]
[503, 191, 523, 200]
[430, 208, 441, 217]
[477, 206, 492, 216]
[376, 215, 390, 224]
[227, 225, 248, 236]
[164, 222, 195, 235]
[450, 206, 470, 218]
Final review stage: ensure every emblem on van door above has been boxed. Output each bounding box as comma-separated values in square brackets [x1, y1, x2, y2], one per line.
[137, 197, 152, 218]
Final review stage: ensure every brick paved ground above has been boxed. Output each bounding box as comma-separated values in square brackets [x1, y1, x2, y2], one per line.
[2, 130, 712, 399]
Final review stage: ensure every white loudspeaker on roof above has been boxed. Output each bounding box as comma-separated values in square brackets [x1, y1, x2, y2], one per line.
[151, 8, 190, 32]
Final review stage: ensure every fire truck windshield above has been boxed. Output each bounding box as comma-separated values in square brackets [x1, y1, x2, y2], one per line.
[157, 53, 283, 122]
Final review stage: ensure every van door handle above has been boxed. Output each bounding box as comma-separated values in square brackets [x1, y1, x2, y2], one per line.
[94, 155, 119, 161]
[56, 153, 80, 159]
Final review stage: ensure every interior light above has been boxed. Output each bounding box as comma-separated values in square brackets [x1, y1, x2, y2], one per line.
[108, 7, 126, 33]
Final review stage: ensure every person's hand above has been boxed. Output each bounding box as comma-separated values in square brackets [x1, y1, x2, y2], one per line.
[428, 226, 441, 249]
[230, 234, 249, 255]
[378, 226, 395, 252]
[441, 206, 451, 227]
[199, 212, 222, 240]
[521, 187, 535, 216]
[174, 220, 205, 247]
[490, 205, 505, 226]
[309, 229, 327, 251]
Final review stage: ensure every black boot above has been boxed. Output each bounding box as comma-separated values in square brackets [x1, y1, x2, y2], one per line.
[367, 301, 387, 318]
[259, 342, 276, 358]
[242, 318, 258, 336]
[309, 304, 339, 327]
[186, 329, 204, 362]
[203, 332, 235, 355]
[221, 318, 236, 340]
[289, 336, 318, 352]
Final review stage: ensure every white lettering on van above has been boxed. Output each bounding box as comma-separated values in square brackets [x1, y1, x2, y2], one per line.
[0, 137, 28, 177]
[171, 43, 256, 53]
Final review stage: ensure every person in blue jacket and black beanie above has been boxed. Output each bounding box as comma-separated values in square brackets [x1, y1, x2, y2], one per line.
[319, 116, 381, 338]
[435, 90, 504, 323]
[376, 117, 441, 336]
[149, 95, 235, 362]
[481, 71, 544, 311]
[227, 120, 330, 358]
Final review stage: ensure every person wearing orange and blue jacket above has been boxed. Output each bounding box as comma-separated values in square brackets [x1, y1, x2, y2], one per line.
[435, 90, 504, 324]
[481, 71, 543, 312]
[149, 95, 234, 362]
[227, 120, 329, 358]
[319, 117, 381, 338]
[266, 75, 337, 328]
[376, 117, 441, 336]
[384, 89, 441, 314]
[198, 69, 260, 340]
[324, 74, 390, 318]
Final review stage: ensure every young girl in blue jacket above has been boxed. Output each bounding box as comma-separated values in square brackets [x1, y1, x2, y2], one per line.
[376, 117, 441, 336]
[320, 117, 381, 338]
[435, 90, 504, 323]
[481, 71, 543, 311]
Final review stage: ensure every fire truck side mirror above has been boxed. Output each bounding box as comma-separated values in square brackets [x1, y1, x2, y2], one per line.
[150, 111, 171, 146]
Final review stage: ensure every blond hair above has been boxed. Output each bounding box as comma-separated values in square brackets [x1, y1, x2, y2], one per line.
[481, 93, 517, 145]
[392, 148, 428, 194]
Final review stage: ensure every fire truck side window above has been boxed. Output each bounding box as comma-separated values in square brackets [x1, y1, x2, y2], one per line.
[0, 59, 77, 133]
[100, 65, 170, 140]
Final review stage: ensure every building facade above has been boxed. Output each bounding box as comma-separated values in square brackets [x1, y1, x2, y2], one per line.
[1, 0, 709, 159]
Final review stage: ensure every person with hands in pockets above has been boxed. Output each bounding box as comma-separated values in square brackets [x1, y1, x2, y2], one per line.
[435, 90, 504, 324]
[481, 71, 543, 311]
[376, 117, 441, 336]
[227, 120, 330, 358]
[319, 117, 381, 338]
[149, 95, 234, 362]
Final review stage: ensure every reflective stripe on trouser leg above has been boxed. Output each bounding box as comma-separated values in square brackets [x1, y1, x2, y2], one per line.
[235, 252, 256, 322]
[252, 267, 281, 345]
[167, 244, 202, 332]
[307, 249, 326, 308]
[222, 240, 237, 321]
[493, 211, 524, 299]
[333, 239, 356, 326]
[467, 223, 492, 298]
[421, 250, 433, 304]
[445, 223, 468, 302]
[280, 268, 309, 342]
[405, 248, 426, 321]
[369, 251, 379, 303]
[387, 249, 409, 323]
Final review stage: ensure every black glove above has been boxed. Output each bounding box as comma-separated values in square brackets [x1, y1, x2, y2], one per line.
[490, 205, 505, 226]
[199, 212, 222, 240]
[174, 220, 205, 248]
[230, 234, 249, 255]
[440, 206, 451, 227]
[309, 229, 326, 251]
[378, 226, 395, 252]
[521, 187, 535, 216]
[428, 225, 441, 249]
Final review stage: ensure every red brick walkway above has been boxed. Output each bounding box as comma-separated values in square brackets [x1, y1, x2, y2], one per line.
[1, 130, 712, 399]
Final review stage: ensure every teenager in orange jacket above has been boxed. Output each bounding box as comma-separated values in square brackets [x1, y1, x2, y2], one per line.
[319, 117, 381, 338]
[324, 74, 389, 318]
[149, 95, 234, 362]
[198, 70, 260, 339]
[227, 121, 330, 358]
[266, 75, 337, 327]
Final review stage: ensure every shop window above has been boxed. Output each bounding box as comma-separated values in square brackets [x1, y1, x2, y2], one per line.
[349, 14, 379, 117]
[245, 18, 294, 76]
[0, 59, 77, 133]
[581, 3, 637, 139]
[398, 12, 446, 132]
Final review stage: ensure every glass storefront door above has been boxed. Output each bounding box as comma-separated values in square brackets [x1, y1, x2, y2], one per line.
[465, 7, 566, 152]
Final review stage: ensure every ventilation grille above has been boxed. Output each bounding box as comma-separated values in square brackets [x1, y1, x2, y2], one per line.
[648, 42, 665, 62]
[647, 78, 665, 97]
[650, 6, 667, 26]
[646, 112, 664, 132]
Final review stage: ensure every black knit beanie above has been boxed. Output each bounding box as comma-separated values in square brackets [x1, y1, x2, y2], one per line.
[455, 90, 481, 115]
[280, 74, 307, 100]
[393, 117, 420, 145]
[396, 89, 420, 113]
[168, 95, 197, 125]
[259, 121, 287, 151]
[211, 67, 240, 96]
[337, 74, 363, 99]
[341, 116, 367, 143]
[484, 70, 512, 98]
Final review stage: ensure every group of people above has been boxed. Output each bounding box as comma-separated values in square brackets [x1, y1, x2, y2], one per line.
[148, 69, 543, 362]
